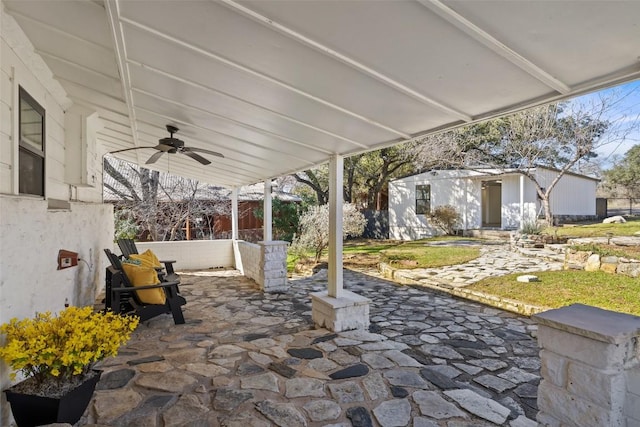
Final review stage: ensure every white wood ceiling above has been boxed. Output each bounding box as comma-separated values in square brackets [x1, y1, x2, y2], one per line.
[4, 0, 640, 187]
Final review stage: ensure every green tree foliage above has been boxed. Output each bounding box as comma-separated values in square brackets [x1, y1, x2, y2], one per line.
[114, 209, 139, 241]
[292, 144, 418, 209]
[253, 198, 311, 242]
[604, 145, 640, 199]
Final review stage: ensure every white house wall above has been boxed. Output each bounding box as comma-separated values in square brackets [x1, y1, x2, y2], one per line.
[0, 6, 114, 415]
[533, 169, 597, 216]
[500, 175, 537, 229]
[390, 168, 597, 240]
[389, 170, 482, 240]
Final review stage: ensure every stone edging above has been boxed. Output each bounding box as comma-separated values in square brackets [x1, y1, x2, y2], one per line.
[378, 262, 548, 317]
[564, 248, 640, 277]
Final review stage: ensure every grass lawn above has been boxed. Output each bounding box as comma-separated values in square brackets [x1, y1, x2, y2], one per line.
[468, 270, 640, 316]
[546, 216, 640, 238]
[288, 237, 482, 273]
[380, 240, 480, 269]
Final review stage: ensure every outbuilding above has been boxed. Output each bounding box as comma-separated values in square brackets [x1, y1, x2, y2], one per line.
[389, 167, 599, 240]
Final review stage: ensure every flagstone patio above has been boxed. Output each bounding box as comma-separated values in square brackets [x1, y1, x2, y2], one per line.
[83, 268, 540, 426]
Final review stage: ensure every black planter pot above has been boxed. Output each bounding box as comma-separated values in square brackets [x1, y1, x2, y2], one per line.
[4, 371, 102, 427]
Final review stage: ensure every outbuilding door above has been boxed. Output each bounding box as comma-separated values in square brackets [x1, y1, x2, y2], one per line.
[481, 181, 502, 228]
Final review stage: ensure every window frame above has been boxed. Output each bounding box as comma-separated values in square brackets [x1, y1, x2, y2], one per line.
[18, 86, 46, 197]
[415, 184, 431, 215]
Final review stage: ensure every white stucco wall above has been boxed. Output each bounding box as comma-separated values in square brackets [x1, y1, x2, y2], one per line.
[389, 170, 482, 240]
[0, 7, 114, 418]
[136, 240, 235, 270]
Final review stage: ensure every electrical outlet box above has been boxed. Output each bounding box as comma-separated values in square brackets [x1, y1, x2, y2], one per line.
[57, 250, 78, 270]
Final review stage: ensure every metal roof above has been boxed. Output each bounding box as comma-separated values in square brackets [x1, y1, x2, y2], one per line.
[4, 0, 640, 188]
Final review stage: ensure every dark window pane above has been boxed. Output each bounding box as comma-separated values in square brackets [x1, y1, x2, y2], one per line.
[19, 148, 44, 196]
[18, 87, 45, 196]
[415, 184, 431, 214]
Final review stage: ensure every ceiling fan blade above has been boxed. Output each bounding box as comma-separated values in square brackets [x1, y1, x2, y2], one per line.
[183, 147, 224, 158]
[146, 151, 165, 164]
[182, 150, 211, 165]
[109, 146, 156, 154]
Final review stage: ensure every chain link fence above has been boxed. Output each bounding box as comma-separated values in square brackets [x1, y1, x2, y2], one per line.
[603, 198, 640, 216]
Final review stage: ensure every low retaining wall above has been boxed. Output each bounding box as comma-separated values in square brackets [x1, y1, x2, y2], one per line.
[237, 241, 261, 283]
[237, 240, 289, 292]
[565, 249, 640, 277]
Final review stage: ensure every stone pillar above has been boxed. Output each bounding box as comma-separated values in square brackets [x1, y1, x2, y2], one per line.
[311, 291, 370, 332]
[256, 240, 288, 293]
[533, 304, 640, 426]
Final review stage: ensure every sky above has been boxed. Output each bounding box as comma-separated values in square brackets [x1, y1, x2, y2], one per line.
[568, 79, 640, 168]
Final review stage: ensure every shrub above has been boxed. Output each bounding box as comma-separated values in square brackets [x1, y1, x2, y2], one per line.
[520, 221, 544, 235]
[0, 306, 138, 385]
[429, 205, 461, 235]
[291, 203, 367, 262]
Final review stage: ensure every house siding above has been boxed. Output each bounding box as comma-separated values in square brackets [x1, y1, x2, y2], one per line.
[534, 168, 596, 216]
[0, 8, 114, 417]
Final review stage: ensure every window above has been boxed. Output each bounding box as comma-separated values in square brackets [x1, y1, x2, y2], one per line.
[416, 184, 431, 215]
[19, 87, 45, 196]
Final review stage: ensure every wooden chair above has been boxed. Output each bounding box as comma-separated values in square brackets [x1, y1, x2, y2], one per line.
[104, 249, 186, 324]
[117, 239, 180, 283]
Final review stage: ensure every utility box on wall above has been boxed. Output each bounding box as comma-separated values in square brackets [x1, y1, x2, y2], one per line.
[65, 106, 103, 187]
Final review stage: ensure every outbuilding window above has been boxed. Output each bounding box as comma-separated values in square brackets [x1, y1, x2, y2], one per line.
[18, 87, 45, 196]
[416, 184, 431, 215]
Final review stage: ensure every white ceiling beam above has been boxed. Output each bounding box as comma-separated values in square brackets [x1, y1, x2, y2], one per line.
[417, 0, 571, 95]
[104, 0, 143, 165]
[127, 60, 368, 149]
[56, 76, 125, 106]
[72, 99, 131, 123]
[119, 16, 411, 140]
[133, 109, 318, 168]
[219, 0, 473, 123]
[131, 87, 337, 156]
[8, 9, 115, 52]
[36, 49, 121, 83]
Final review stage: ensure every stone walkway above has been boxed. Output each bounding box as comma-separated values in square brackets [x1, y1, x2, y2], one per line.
[389, 242, 564, 288]
[83, 264, 542, 427]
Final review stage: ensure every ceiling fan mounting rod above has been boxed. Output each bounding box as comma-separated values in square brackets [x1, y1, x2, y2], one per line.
[166, 124, 179, 137]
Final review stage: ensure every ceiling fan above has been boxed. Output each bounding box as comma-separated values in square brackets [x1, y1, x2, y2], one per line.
[110, 125, 224, 165]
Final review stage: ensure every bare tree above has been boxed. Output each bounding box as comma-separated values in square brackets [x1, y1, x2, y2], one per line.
[103, 157, 233, 241]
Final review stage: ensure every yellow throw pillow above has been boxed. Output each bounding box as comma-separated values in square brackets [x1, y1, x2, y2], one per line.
[130, 249, 162, 269]
[121, 260, 166, 305]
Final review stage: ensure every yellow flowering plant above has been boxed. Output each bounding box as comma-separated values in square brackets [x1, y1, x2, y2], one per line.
[0, 306, 138, 386]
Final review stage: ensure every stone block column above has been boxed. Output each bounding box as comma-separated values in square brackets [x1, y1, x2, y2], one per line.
[256, 240, 288, 293]
[533, 304, 640, 426]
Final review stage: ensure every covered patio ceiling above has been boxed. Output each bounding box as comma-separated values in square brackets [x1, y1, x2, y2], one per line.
[4, 0, 640, 188]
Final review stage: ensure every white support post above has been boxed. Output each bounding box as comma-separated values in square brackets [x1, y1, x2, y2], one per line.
[263, 179, 272, 241]
[231, 188, 239, 240]
[311, 154, 370, 332]
[328, 154, 343, 298]
[519, 174, 525, 229]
